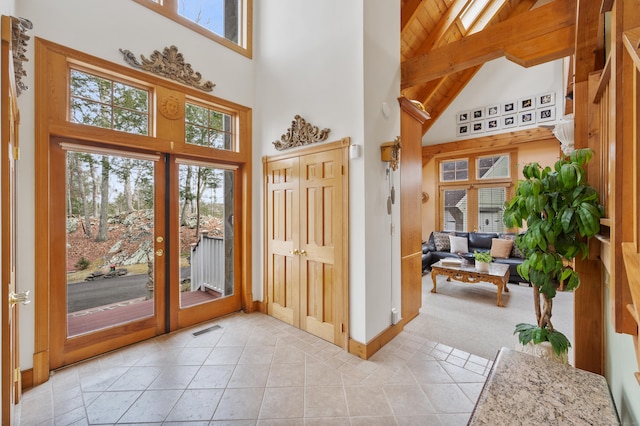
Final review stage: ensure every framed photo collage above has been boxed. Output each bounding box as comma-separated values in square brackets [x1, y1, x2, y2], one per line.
[455, 92, 556, 137]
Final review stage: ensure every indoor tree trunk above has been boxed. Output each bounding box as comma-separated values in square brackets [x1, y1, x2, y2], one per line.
[533, 285, 554, 331]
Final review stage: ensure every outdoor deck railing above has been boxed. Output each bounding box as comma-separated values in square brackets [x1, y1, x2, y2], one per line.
[190, 230, 225, 295]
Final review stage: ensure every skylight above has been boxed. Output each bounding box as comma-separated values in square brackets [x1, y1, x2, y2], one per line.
[460, 0, 491, 30]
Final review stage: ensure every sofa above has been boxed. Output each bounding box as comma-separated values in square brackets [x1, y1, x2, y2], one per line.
[422, 231, 529, 284]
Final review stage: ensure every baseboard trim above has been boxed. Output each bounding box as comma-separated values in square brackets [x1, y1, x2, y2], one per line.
[349, 319, 407, 360]
[21, 368, 33, 392]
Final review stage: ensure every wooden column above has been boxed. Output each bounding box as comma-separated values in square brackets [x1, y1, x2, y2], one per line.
[398, 97, 430, 321]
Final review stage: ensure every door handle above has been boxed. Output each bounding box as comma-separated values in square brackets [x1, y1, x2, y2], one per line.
[289, 249, 300, 255]
[9, 290, 30, 306]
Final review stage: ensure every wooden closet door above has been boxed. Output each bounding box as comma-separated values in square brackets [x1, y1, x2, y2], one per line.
[266, 157, 300, 327]
[299, 149, 344, 344]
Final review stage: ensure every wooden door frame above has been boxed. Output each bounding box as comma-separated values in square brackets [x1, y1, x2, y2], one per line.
[1, 14, 21, 424]
[31, 38, 253, 385]
[263, 138, 350, 350]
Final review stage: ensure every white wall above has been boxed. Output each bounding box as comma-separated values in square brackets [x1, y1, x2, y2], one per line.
[15, 0, 256, 369]
[425, 57, 565, 145]
[254, 0, 401, 343]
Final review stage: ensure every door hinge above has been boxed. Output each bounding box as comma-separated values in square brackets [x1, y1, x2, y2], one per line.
[13, 146, 19, 160]
[341, 165, 345, 175]
[340, 323, 344, 333]
[14, 367, 20, 383]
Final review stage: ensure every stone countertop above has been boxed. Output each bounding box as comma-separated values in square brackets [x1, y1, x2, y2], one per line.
[468, 347, 620, 425]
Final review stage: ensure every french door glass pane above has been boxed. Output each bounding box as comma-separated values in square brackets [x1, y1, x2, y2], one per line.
[443, 189, 467, 231]
[65, 150, 155, 337]
[178, 163, 235, 308]
[477, 187, 506, 233]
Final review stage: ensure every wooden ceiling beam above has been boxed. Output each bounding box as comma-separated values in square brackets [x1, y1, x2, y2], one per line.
[422, 127, 556, 165]
[405, 0, 468, 58]
[402, 0, 576, 90]
[505, 25, 576, 68]
[401, 0, 425, 32]
[575, 0, 604, 83]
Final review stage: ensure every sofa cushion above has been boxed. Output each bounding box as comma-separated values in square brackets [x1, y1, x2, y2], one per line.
[426, 232, 437, 252]
[468, 232, 498, 250]
[433, 232, 454, 251]
[499, 233, 526, 259]
[490, 238, 514, 259]
[449, 235, 469, 254]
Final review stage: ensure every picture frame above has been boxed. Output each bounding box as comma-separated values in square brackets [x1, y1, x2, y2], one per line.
[485, 104, 500, 118]
[471, 107, 484, 121]
[537, 107, 556, 123]
[537, 92, 556, 107]
[456, 111, 470, 124]
[519, 111, 536, 126]
[470, 120, 484, 134]
[501, 101, 516, 115]
[518, 96, 536, 112]
[456, 123, 470, 137]
[502, 114, 517, 129]
[485, 118, 500, 131]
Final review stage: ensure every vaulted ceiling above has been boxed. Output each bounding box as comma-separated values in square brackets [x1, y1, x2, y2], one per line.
[400, 0, 577, 135]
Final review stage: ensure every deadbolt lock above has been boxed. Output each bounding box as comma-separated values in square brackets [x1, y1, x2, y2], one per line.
[156, 236, 164, 243]
[155, 249, 164, 257]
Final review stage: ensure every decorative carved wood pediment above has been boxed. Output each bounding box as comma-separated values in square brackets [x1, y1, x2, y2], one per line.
[11, 16, 32, 96]
[119, 45, 215, 92]
[273, 115, 331, 151]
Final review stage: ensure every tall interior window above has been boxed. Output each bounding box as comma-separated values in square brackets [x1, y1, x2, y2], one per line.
[132, 0, 252, 57]
[438, 152, 515, 233]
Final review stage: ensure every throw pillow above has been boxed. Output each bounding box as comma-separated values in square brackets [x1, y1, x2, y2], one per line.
[490, 238, 514, 259]
[433, 232, 453, 251]
[499, 233, 525, 258]
[449, 235, 469, 254]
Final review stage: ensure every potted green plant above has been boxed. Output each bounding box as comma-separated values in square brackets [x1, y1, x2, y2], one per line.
[473, 251, 493, 272]
[503, 148, 604, 362]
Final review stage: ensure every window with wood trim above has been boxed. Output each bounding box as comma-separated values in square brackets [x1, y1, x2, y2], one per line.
[437, 152, 516, 233]
[132, 0, 252, 57]
[70, 69, 151, 136]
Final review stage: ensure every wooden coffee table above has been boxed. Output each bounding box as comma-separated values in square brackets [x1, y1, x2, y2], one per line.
[430, 260, 510, 307]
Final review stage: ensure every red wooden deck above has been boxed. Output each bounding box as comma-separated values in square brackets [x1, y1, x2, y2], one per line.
[67, 291, 219, 336]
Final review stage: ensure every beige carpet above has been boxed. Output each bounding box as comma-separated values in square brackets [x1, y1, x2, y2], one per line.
[404, 273, 575, 363]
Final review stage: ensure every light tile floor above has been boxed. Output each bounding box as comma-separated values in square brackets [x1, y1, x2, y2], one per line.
[16, 312, 492, 425]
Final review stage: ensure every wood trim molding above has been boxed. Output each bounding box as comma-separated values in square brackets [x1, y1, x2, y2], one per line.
[348, 320, 407, 360]
[422, 127, 556, 165]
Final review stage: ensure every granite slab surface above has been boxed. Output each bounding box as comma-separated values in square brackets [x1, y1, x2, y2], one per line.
[468, 347, 620, 425]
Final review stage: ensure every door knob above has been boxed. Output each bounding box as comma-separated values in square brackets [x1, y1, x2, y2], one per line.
[299, 250, 307, 256]
[9, 290, 30, 306]
[289, 249, 300, 255]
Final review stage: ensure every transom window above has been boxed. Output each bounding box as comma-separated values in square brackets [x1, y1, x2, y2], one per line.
[185, 102, 235, 151]
[477, 154, 510, 179]
[70, 69, 150, 135]
[133, 0, 252, 57]
[440, 159, 469, 181]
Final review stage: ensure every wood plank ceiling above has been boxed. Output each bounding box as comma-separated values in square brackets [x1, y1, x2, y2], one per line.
[401, 0, 574, 135]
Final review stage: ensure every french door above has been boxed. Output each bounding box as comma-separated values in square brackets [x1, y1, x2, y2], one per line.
[50, 141, 241, 368]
